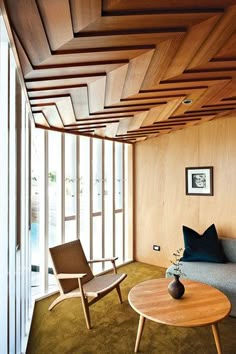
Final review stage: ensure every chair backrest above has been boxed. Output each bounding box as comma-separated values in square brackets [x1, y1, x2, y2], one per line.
[49, 239, 94, 294]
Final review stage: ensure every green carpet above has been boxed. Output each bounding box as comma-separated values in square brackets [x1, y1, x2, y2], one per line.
[26, 262, 236, 354]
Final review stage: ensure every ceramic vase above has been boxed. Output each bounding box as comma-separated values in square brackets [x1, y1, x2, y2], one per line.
[168, 274, 185, 299]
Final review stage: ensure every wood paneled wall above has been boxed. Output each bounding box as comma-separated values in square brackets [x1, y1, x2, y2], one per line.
[134, 116, 236, 268]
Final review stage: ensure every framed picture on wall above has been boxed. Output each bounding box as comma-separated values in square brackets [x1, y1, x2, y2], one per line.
[185, 166, 213, 196]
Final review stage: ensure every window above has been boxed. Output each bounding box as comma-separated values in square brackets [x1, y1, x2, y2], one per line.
[65, 134, 76, 242]
[31, 127, 44, 296]
[30, 132, 133, 296]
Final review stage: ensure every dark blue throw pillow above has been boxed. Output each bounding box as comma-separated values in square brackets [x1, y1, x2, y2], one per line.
[181, 224, 226, 263]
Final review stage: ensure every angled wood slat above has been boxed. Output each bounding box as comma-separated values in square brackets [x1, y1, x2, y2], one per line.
[103, 103, 166, 114]
[162, 15, 221, 80]
[5, 0, 51, 65]
[94, 126, 107, 137]
[130, 87, 209, 100]
[24, 62, 128, 80]
[185, 60, 236, 72]
[56, 97, 76, 125]
[85, 112, 135, 119]
[30, 96, 76, 126]
[121, 50, 155, 98]
[41, 105, 64, 128]
[116, 118, 134, 137]
[205, 80, 236, 105]
[25, 75, 104, 90]
[70, 0, 101, 33]
[88, 76, 106, 113]
[141, 38, 183, 89]
[33, 112, 50, 127]
[214, 32, 236, 59]
[154, 98, 185, 122]
[187, 5, 236, 69]
[171, 88, 207, 116]
[105, 121, 119, 138]
[176, 71, 236, 81]
[152, 77, 231, 91]
[120, 97, 168, 106]
[105, 63, 128, 106]
[102, 0, 236, 12]
[40, 48, 153, 66]
[70, 87, 90, 119]
[2, 0, 236, 143]
[189, 81, 231, 109]
[59, 32, 183, 51]
[30, 95, 71, 105]
[83, 12, 224, 33]
[141, 106, 166, 127]
[37, 0, 73, 51]
[13, 31, 33, 76]
[128, 112, 148, 132]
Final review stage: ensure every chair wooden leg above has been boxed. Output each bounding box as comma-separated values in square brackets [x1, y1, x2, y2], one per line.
[116, 285, 123, 304]
[80, 296, 91, 330]
[48, 295, 66, 311]
[78, 278, 92, 329]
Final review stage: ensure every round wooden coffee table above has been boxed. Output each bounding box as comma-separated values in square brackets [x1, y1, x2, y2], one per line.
[128, 278, 231, 353]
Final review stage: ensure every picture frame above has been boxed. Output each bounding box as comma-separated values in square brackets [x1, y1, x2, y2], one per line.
[185, 166, 213, 196]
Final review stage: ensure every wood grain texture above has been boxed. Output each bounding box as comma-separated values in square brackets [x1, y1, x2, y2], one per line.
[105, 64, 128, 106]
[129, 279, 231, 327]
[88, 76, 106, 113]
[83, 12, 223, 33]
[129, 278, 231, 353]
[5, 0, 51, 65]
[141, 38, 183, 89]
[141, 106, 166, 127]
[103, 0, 236, 12]
[37, 0, 73, 51]
[24, 62, 127, 80]
[56, 97, 76, 125]
[163, 15, 221, 80]
[70, 0, 101, 33]
[121, 50, 154, 98]
[134, 116, 236, 267]
[42, 105, 63, 128]
[70, 87, 89, 119]
[2, 0, 236, 142]
[59, 32, 181, 51]
[187, 6, 236, 69]
[25, 75, 103, 90]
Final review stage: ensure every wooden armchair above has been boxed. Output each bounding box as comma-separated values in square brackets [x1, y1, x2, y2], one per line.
[49, 239, 127, 329]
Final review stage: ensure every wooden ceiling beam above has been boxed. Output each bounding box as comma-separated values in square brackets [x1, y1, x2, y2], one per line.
[3, 0, 236, 142]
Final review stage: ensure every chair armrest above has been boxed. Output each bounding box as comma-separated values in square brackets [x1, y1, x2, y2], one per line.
[88, 257, 118, 264]
[88, 257, 118, 274]
[57, 273, 86, 279]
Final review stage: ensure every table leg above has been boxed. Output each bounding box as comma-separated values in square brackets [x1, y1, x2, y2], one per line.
[211, 323, 222, 354]
[134, 315, 146, 353]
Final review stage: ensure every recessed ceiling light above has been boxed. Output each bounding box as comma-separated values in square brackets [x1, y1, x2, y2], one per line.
[182, 99, 193, 105]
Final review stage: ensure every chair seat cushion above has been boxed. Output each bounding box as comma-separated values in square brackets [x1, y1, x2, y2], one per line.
[82, 273, 127, 296]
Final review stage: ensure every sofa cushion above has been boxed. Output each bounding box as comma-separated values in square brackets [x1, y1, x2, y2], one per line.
[181, 224, 226, 263]
[221, 238, 236, 263]
[166, 261, 236, 317]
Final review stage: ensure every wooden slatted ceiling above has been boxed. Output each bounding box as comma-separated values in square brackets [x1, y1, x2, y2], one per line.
[2, 0, 236, 143]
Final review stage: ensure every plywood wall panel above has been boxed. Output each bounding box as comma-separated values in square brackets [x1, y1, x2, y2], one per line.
[134, 115, 236, 268]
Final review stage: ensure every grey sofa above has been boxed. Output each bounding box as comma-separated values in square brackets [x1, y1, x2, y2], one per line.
[166, 238, 236, 317]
